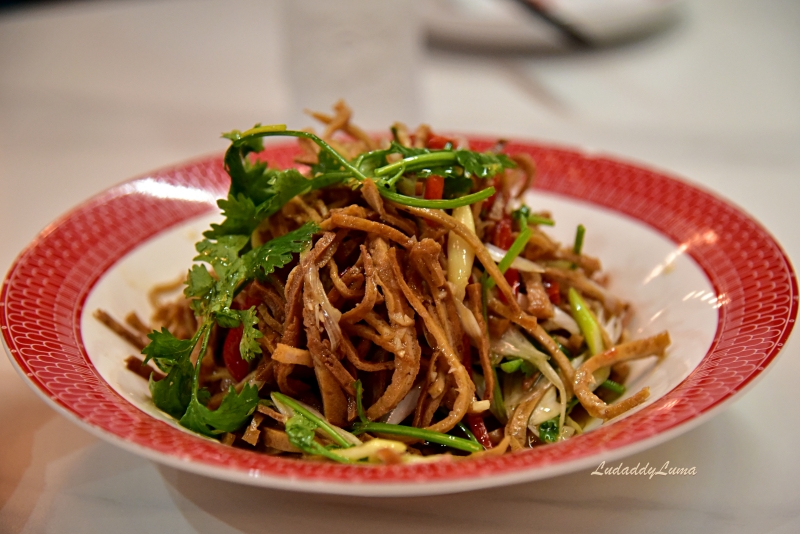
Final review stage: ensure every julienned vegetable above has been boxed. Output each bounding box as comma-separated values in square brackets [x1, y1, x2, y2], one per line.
[96, 102, 669, 464]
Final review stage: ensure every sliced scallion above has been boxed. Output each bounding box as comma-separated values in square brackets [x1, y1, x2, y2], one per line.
[573, 224, 586, 255]
[484, 226, 531, 289]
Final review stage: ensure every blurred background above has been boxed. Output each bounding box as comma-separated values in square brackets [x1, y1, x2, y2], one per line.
[1, 1, 799, 533]
[1, 0, 798, 270]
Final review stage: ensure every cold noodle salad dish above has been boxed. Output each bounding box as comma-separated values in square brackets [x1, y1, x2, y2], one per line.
[97, 102, 670, 465]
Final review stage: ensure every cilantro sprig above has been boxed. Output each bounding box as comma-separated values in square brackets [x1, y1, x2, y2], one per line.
[142, 223, 318, 437]
[222, 124, 514, 209]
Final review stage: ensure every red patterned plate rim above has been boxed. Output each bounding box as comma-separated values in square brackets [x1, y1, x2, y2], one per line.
[2, 138, 797, 496]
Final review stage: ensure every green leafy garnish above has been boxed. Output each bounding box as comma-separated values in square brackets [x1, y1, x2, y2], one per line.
[180, 384, 260, 436]
[224, 125, 513, 208]
[539, 416, 560, 443]
[272, 392, 352, 448]
[187, 222, 318, 320]
[142, 223, 317, 437]
[284, 414, 352, 463]
[235, 307, 263, 362]
[142, 327, 198, 373]
[455, 150, 514, 179]
[143, 325, 210, 419]
[149, 358, 195, 419]
[205, 168, 314, 240]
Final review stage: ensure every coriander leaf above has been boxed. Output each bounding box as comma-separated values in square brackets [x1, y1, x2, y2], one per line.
[311, 149, 344, 175]
[539, 416, 560, 443]
[143, 323, 211, 418]
[185, 264, 215, 299]
[284, 414, 352, 463]
[214, 307, 242, 329]
[149, 358, 194, 419]
[455, 150, 515, 179]
[284, 413, 318, 451]
[259, 168, 314, 217]
[205, 194, 261, 239]
[141, 327, 196, 372]
[194, 235, 249, 279]
[222, 128, 264, 153]
[180, 384, 260, 436]
[243, 221, 319, 280]
[390, 142, 430, 158]
[204, 169, 314, 240]
[236, 307, 263, 362]
[193, 223, 317, 321]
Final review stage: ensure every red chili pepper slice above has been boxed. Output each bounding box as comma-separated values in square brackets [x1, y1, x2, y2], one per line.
[222, 325, 249, 383]
[483, 175, 503, 213]
[493, 216, 514, 250]
[498, 267, 520, 305]
[426, 134, 456, 150]
[424, 175, 445, 200]
[466, 413, 493, 449]
[544, 278, 561, 305]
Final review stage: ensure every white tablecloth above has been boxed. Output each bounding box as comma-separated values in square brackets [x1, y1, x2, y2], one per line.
[1, 1, 798, 532]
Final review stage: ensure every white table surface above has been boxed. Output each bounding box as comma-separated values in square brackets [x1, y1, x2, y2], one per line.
[1, 1, 799, 532]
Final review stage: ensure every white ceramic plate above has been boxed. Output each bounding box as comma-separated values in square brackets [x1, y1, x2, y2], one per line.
[3, 138, 796, 495]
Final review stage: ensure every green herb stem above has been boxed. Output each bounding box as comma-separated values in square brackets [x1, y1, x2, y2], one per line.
[235, 126, 368, 182]
[379, 186, 495, 209]
[456, 422, 481, 446]
[189, 323, 212, 402]
[354, 380, 367, 423]
[568, 287, 604, 356]
[273, 392, 352, 448]
[573, 224, 586, 255]
[373, 152, 457, 177]
[352, 422, 483, 453]
[528, 214, 555, 226]
[490, 366, 508, 425]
